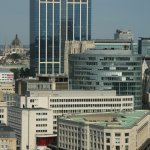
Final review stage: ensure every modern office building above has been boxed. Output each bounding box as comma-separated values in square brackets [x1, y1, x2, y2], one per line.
[94, 39, 137, 52]
[58, 110, 150, 150]
[64, 38, 138, 75]
[138, 37, 150, 57]
[30, 0, 91, 75]
[69, 49, 142, 109]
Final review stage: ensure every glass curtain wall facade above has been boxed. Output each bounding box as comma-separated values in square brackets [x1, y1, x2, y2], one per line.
[30, 0, 91, 75]
[138, 37, 150, 57]
[69, 50, 142, 109]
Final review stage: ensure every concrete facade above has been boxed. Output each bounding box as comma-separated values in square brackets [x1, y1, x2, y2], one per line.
[8, 107, 53, 150]
[19, 90, 134, 133]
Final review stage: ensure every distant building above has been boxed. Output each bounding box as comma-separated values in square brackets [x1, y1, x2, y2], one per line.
[0, 101, 7, 124]
[0, 124, 16, 150]
[0, 83, 15, 93]
[0, 69, 15, 93]
[94, 39, 137, 53]
[3, 93, 18, 106]
[114, 29, 133, 40]
[69, 49, 142, 109]
[58, 110, 150, 150]
[138, 37, 150, 57]
[4, 34, 26, 55]
[15, 74, 68, 96]
[64, 40, 95, 75]
[0, 69, 14, 83]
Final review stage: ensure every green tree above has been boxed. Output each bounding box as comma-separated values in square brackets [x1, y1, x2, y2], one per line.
[10, 68, 19, 79]
[7, 53, 21, 60]
[24, 68, 30, 77]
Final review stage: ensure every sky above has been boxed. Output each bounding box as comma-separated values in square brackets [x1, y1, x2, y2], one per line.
[0, 0, 150, 45]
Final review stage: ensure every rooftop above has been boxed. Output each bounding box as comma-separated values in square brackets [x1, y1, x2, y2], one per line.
[94, 39, 132, 43]
[0, 69, 13, 73]
[0, 125, 16, 138]
[60, 110, 150, 129]
[81, 49, 136, 55]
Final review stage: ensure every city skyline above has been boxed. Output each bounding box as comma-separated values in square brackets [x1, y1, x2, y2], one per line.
[0, 0, 150, 45]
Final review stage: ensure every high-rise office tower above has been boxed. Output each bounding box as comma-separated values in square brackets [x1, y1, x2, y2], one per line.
[30, 0, 91, 75]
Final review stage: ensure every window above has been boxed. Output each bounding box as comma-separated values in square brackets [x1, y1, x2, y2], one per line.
[125, 138, 128, 143]
[106, 138, 110, 143]
[106, 145, 110, 150]
[106, 133, 111, 136]
[125, 133, 129, 136]
[115, 138, 120, 143]
[116, 146, 120, 150]
[125, 145, 129, 150]
[115, 133, 121, 136]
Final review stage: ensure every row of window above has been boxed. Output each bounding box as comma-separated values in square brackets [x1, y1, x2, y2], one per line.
[51, 103, 132, 108]
[36, 118, 47, 121]
[36, 130, 47, 133]
[36, 124, 47, 127]
[0, 89, 14, 91]
[50, 98, 132, 102]
[36, 113, 47, 115]
[53, 109, 132, 114]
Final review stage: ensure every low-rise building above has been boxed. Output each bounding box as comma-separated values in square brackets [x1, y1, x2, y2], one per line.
[58, 110, 150, 150]
[0, 124, 16, 150]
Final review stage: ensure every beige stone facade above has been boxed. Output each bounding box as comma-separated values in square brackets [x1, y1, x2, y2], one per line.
[0, 138, 16, 150]
[58, 110, 150, 150]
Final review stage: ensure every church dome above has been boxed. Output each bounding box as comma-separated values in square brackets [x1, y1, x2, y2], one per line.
[11, 34, 21, 47]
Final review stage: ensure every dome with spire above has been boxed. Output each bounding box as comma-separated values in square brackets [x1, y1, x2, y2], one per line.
[11, 34, 21, 47]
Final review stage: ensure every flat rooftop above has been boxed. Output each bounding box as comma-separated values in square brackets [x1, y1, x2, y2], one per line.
[94, 39, 132, 43]
[0, 125, 16, 138]
[0, 69, 13, 73]
[60, 110, 150, 129]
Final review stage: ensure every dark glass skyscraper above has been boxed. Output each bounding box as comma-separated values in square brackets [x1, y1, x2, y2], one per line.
[30, 0, 91, 75]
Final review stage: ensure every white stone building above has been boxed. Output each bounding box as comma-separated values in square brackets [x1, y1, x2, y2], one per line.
[8, 107, 53, 150]
[19, 90, 134, 133]
[58, 110, 150, 150]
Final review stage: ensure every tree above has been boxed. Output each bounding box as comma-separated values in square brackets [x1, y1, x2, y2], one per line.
[24, 68, 30, 77]
[10, 68, 19, 79]
[7, 53, 21, 60]
[20, 68, 25, 78]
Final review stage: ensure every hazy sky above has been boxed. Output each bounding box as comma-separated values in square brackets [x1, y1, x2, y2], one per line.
[0, 0, 150, 45]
